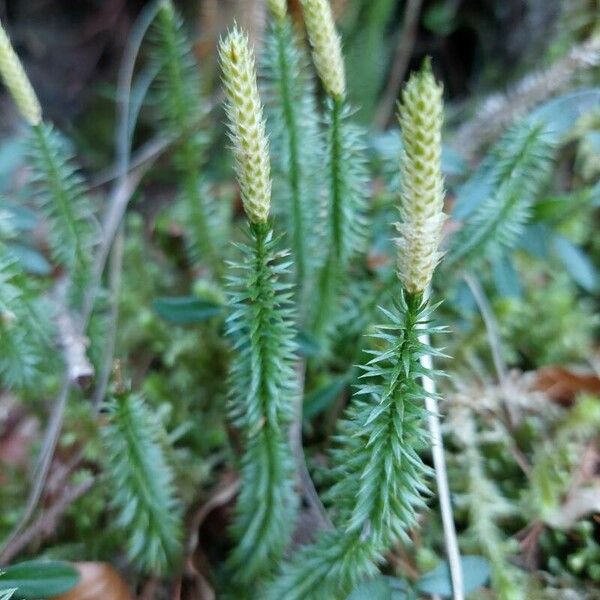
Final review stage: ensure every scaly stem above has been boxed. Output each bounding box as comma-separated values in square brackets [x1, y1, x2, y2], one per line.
[329, 99, 343, 260]
[312, 98, 343, 341]
[156, 3, 218, 273]
[226, 222, 298, 584]
[267, 292, 437, 599]
[31, 123, 91, 302]
[274, 20, 305, 291]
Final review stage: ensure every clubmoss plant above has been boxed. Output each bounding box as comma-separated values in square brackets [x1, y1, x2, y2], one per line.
[300, 0, 368, 342]
[456, 415, 524, 600]
[0, 18, 96, 309]
[266, 59, 447, 600]
[445, 120, 556, 271]
[0, 249, 43, 390]
[28, 123, 96, 306]
[103, 389, 182, 575]
[301, 0, 346, 102]
[150, 0, 220, 273]
[219, 26, 299, 584]
[262, 0, 323, 309]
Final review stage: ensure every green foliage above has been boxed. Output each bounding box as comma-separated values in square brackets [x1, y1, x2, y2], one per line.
[0, 248, 45, 390]
[1, 2, 599, 598]
[102, 390, 182, 575]
[149, 0, 220, 271]
[457, 420, 524, 600]
[27, 122, 96, 304]
[225, 222, 299, 583]
[311, 99, 368, 340]
[503, 267, 596, 366]
[262, 16, 323, 305]
[416, 555, 491, 598]
[527, 395, 600, 525]
[446, 120, 556, 270]
[0, 560, 79, 599]
[267, 293, 439, 599]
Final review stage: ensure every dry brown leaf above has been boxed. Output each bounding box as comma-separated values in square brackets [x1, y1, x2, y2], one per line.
[546, 479, 600, 530]
[534, 366, 600, 405]
[54, 563, 133, 600]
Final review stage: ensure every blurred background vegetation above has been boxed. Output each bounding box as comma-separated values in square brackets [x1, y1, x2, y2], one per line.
[0, 0, 599, 598]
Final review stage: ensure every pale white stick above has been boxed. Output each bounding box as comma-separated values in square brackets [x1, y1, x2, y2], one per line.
[420, 334, 464, 600]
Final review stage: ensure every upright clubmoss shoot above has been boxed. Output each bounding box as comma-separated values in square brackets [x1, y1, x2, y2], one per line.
[396, 58, 446, 295]
[219, 26, 299, 586]
[299, 0, 368, 343]
[266, 59, 449, 600]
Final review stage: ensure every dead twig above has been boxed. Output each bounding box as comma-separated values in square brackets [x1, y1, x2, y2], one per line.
[55, 280, 94, 387]
[453, 36, 600, 160]
[290, 361, 332, 533]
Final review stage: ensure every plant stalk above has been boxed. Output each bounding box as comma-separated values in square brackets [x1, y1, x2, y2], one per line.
[420, 333, 464, 600]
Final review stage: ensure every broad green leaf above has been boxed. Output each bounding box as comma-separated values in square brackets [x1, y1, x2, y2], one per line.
[416, 555, 490, 597]
[347, 575, 409, 600]
[0, 201, 38, 232]
[518, 223, 552, 259]
[8, 244, 52, 276]
[492, 255, 521, 298]
[0, 138, 26, 193]
[553, 236, 599, 292]
[529, 88, 600, 137]
[0, 560, 79, 599]
[153, 296, 223, 324]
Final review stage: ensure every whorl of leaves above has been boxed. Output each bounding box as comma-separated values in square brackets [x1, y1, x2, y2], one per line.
[225, 222, 299, 584]
[28, 123, 96, 303]
[102, 391, 182, 575]
[267, 293, 439, 599]
[446, 120, 556, 270]
[261, 16, 324, 301]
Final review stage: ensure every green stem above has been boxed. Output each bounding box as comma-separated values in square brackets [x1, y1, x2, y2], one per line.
[228, 221, 296, 582]
[348, 291, 422, 539]
[158, 7, 217, 273]
[33, 125, 83, 265]
[180, 140, 218, 273]
[274, 20, 305, 291]
[329, 99, 343, 261]
[268, 291, 432, 599]
[311, 99, 343, 341]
